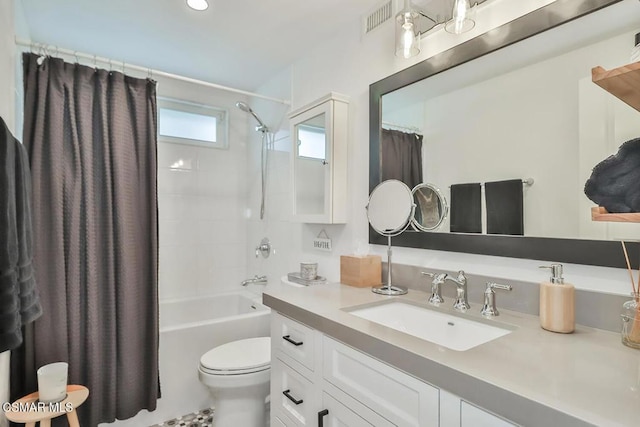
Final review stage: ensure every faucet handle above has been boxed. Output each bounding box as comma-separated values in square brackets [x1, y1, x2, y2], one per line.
[481, 282, 512, 317]
[422, 272, 447, 305]
[421, 271, 447, 281]
[487, 282, 512, 292]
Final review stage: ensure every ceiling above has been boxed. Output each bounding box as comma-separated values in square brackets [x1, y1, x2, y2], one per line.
[19, 0, 384, 91]
[19, 0, 485, 92]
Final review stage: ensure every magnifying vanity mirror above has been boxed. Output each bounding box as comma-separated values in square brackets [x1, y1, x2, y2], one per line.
[411, 183, 447, 232]
[366, 179, 415, 295]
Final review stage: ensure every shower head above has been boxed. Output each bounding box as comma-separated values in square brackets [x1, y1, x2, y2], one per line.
[236, 101, 268, 132]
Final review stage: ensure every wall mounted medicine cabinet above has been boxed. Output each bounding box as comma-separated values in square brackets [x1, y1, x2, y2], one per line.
[290, 93, 349, 224]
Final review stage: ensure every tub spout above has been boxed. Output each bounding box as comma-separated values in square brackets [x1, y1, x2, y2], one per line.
[242, 275, 268, 286]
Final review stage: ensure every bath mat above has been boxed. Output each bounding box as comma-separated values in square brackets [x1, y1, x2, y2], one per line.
[150, 407, 214, 427]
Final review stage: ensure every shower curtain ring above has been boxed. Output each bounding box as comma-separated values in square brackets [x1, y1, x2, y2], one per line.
[73, 51, 79, 64]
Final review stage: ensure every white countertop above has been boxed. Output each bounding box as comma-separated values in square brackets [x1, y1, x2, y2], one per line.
[263, 283, 640, 427]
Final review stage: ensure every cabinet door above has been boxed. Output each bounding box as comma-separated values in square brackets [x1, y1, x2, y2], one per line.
[290, 93, 348, 224]
[461, 401, 517, 427]
[323, 336, 439, 427]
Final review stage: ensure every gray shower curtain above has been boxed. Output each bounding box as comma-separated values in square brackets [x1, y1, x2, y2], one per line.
[14, 53, 159, 426]
[381, 128, 423, 190]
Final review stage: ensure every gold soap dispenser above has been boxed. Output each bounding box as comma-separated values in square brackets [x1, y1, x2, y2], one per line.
[539, 263, 575, 333]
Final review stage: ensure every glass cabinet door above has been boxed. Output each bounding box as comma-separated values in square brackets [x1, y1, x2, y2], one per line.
[289, 93, 348, 224]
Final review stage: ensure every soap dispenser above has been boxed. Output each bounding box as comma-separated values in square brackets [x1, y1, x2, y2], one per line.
[539, 264, 575, 333]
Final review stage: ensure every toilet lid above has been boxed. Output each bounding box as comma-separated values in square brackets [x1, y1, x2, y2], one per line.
[200, 337, 270, 374]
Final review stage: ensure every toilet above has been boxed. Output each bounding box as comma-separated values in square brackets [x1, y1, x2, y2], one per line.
[198, 278, 302, 426]
[198, 336, 271, 427]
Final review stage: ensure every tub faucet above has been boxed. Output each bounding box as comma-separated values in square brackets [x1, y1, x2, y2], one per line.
[241, 275, 267, 286]
[444, 270, 470, 312]
[421, 272, 448, 305]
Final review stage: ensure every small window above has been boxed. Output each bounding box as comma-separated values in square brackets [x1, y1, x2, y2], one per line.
[158, 98, 228, 149]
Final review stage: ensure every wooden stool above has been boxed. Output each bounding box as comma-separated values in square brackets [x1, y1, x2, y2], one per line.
[4, 385, 89, 427]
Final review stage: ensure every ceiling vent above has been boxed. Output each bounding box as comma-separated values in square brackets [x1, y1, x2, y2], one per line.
[363, 0, 393, 34]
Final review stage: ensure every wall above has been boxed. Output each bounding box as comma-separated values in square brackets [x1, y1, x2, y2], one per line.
[0, 0, 15, 423]
[251, 0, 640, 296]
[156, 78, 251, 301]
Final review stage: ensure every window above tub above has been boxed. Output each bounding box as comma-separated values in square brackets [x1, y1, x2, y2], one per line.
[158, 98, 228, 149]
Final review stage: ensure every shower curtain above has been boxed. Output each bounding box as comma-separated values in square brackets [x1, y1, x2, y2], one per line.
[11, 53, 159, 426]
[381, 128, 423, 190]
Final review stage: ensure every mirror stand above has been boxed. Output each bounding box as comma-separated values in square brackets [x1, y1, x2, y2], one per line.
[367, 179, 416, 296]
[372, 235, 407, 295]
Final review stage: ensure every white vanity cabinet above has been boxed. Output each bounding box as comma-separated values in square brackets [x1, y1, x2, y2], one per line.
[270, 312, 518, 427]
[289, 93, 348, 224]
[271, 312, 437, 427]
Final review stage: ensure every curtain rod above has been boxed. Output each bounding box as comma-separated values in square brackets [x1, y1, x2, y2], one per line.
[14, 38, 291, 106]
[382, 121, 423, 134]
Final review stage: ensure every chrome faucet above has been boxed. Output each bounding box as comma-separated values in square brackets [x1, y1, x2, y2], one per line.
[241, 275, 267, 286]
[481, 282, 512, 317]
[422, 272, 448, 305]
[444, 270, 470, 312]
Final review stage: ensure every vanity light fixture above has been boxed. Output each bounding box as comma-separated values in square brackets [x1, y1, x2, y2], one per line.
[395, 0, 478, 59]
[186, 0, 209, 11]
[395, 1, 421, 59]
[444, 0, 476, 34]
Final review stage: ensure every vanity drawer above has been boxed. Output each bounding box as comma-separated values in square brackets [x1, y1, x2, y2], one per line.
[323, 336, 439, 427]
[272, 356, 318, 427]
[272, 312, 317, 372]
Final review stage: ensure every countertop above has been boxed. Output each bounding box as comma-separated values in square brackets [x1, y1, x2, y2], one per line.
[263, 283, 640, 427]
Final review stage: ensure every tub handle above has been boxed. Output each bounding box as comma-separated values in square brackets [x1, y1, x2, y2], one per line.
[283, 389, 303, 405]
[283, 335, 303, 346]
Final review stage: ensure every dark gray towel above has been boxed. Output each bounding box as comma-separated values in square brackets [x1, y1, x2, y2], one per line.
[0, 117, 41, 352]
[485, 179, 524, 236]
[450, 183, 482, 233]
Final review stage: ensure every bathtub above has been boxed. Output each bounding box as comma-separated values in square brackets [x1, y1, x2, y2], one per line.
[106, 290, 271, 427]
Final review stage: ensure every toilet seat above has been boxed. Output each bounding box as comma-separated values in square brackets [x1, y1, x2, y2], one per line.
[199, 337, 270, 376]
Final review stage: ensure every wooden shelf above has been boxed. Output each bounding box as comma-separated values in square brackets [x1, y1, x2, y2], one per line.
[592, 62, 640, 113]
[591, 206, 640, 223]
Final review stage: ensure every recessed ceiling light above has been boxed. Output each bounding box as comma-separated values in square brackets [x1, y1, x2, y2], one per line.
[186, 0, 209, 11]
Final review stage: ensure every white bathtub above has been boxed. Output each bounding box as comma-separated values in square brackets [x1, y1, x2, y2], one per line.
[160, 290, 270, 332]
[105, 290, 271, 427]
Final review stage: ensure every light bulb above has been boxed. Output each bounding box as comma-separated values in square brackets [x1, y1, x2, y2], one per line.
[186, 0, 209, 11]
[445, 0, 475, 34]
[402, 21, 415, 59]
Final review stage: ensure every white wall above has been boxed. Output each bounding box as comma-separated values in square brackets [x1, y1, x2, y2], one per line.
[0, 0, 15, 422]
[156, 78, 251, 300]
[250, 0, 639, 296]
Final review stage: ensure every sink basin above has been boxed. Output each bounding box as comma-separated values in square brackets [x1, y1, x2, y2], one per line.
[347, 301, 512, 351]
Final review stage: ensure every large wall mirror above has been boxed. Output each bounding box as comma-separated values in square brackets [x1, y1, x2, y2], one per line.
[370, 0, 640, 268]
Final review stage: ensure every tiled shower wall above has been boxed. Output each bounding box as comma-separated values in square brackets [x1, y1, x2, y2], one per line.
[156, 79, 250, 301]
